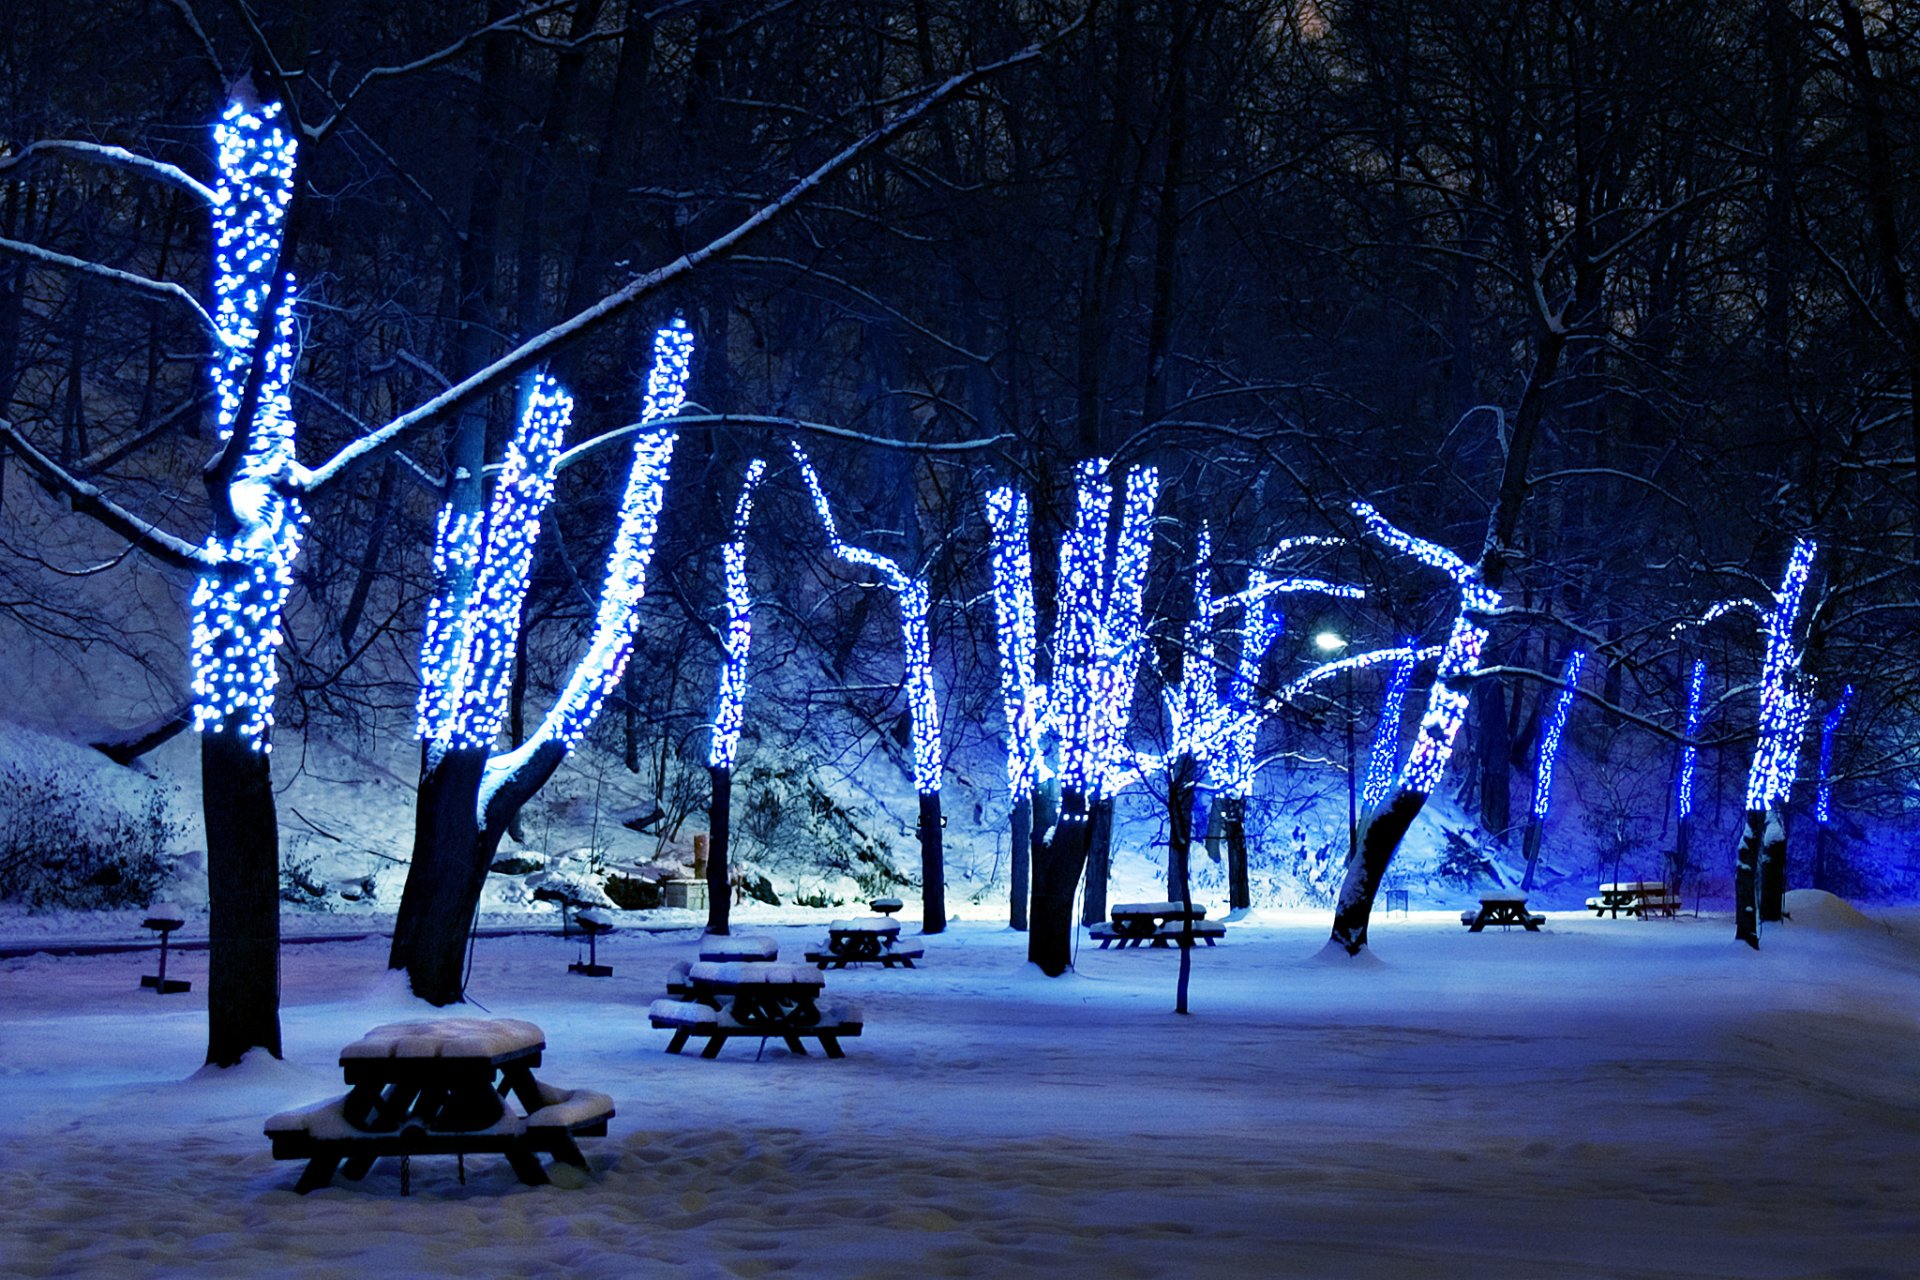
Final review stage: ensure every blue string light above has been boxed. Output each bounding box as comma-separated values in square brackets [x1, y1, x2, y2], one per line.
[1531, 650, 1587, 820]
[1815, 685, 1852, 826]
[1362, 646, 1417, 810]
[985, 486, 1043, 800]
[482, 322, 691, 811]
[189, 98, 302, 750]
[439, 376, 572, 752]
[708, 459, 768, 772]
[1351, 501, 1502, 797]
[1166, 526, 1220, 760]
[1677, 658, 1707, 821]
[1743, 538, 1817, 810]
[790, 443, 943, 795]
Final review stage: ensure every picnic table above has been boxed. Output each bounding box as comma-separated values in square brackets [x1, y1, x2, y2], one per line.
[653, 961, 861, 1058]
[264, 1017, 612, 1194]
[1091, 901, 1225, 949]
[1586, 881, 1681, 919]
[806, 918, 924, 969]
[1460, 893, 1545, 933]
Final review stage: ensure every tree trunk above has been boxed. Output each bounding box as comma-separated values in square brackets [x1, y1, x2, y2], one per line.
[1474, 675, 1512, 837]
[1329, 790, 1427, 954]
[706, 764, 732, 936]
[1009, 793, 1031, 931]
[1672, 815, 1692, 893]
[202, 728, 282, 1065]
[1735, 808, 1765, 948]
[389, 746, 488, 1004]
[1224, 795, 1250, 910]
[1759, 806, 1790, 923]
[1811, 821, 1829, 894]
[1519, 814, 1544, 891]
[1081, 797, 1113, 926]
[1028, 795, 1094, 976]
[1166, 755, 1193, 899]
[919, 791, 946, 934]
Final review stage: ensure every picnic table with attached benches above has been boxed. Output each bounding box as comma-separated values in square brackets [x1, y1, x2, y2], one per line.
[1090, 901, 1226, 949]
[806, 918, 924, 969]
[1460, 893, 1545, 932]
[651, 961, 862, 1058]
[264, 1017, 612, 1194]
[1586, 881, 1681, 919]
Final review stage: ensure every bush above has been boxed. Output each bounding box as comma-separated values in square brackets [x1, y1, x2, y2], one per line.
[0, 763, 180, 909]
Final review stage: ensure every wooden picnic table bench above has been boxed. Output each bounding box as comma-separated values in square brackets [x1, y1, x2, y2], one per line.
[805, 918, 921, 968]
[1586, 881, 1681, 919]
[1460, 893, 1545, 932]
[698, 934, 779, 962]
[264, 1018, 612, 1194]
[650, 996, 863, 1059]
[686, 961, 826, 1024]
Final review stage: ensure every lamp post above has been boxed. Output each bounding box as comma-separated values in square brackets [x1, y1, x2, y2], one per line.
[1315, 631, 1356, 860]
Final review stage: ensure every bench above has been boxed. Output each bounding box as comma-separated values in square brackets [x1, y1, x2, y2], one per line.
[649, 997, 863, 1059]
[265, 1083, 613, 1194]
[812, 918, 910, 966]
[1586, 881, 1680, 919]
[1150, 919, 1225, 947]
[807, 945, 924, 970]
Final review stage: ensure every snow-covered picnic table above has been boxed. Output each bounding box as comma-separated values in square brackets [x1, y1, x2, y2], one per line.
[1587, 881, 1680, 919]
[804, 917, 922, 968]
[653, 961, 861, 1058]
[1092, 902, 1224, 949]
[1460, 893, 1545, 932]
[264, 1017, 612, 1193]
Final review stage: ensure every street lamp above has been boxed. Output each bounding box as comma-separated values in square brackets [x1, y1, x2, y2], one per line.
[1314, 631, 1357, 860]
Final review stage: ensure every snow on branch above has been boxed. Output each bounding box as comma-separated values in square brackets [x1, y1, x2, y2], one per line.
[0, 139, 219, 205]
[293, 28, 1073, 497]
[0, 418, 211, 570]
[0, 235, 220, 337]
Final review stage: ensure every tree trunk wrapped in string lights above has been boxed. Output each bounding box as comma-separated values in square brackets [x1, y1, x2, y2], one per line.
[1812, 684, 1853, 891]
[391, 321, 691, 1001]
[790, 443, 945, 932]
[1672, 658, 1708, 889]
[705, 458, 768, 936]
[1519, 649, 1586, 891]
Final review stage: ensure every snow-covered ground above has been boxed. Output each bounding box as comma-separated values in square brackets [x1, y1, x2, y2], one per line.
[2, 892, 1917, 1278]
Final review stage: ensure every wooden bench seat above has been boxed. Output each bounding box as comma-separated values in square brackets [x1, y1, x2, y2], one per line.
[649, 997, 863, 1059]
[806, 946, 923, 970]
[264, 1083, 614, 1193]
[1151, 919, 1225, 947]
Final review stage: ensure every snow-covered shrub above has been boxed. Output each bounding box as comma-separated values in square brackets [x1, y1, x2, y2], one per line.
[0, 763, 178, 908]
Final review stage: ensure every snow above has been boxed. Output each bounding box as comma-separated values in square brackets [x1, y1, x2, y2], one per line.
[338, 1018, 545, 1061]
[827, 918, 901, 934]
[1, 909, 1917, 1275]
[685, 961, 824, 987]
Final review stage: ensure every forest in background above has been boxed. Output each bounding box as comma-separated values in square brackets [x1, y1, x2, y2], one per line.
[3, 0, 1918, 905]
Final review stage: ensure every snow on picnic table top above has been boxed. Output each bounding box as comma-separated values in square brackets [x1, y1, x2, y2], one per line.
[698, 935, 779, 960]
[688, 961, 824, 987]
[828, 919, 901, 934]
[1112, 902, 1207, 918]
[338, 1017, 545, 1061]
[1477, 893, 1530, 903]
[1599, 882, 1668, 893]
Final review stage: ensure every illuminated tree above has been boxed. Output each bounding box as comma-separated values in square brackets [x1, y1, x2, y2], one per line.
[1672, 658, 1708, 889]
[791, 443, 946, 932]
[1812, 685, 1854, 891]
[704, 459, 768, 936]
[390, 323, 690, 1001]
[1519, 650, 1586, 891]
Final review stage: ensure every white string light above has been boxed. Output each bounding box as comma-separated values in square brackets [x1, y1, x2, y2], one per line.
[708, 459, 768, 772]
[789, 442, 943, 795]
[1530, 650, 1586, 820]
[190, 97, 302, 750]
[1051, 460, 1113, 800]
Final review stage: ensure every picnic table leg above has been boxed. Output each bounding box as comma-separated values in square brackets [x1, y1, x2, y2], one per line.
[699, 1034, 727, 1060]
[340, 1152, 379, 1181]
[819, 1035, 845, 1060]
[783, 1035, 808, 1056]
[666, 1028, 690, 1055]
[539, 1132, 588, 1168]
[294, 1155, 340, 1194]
[1468, 914, 1487, 933]
[499, 1064, 544, 1115]
[504, 1146, 550, 1187]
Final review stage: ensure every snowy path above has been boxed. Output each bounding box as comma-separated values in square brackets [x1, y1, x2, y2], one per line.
[1, 899, 1916, 1277]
